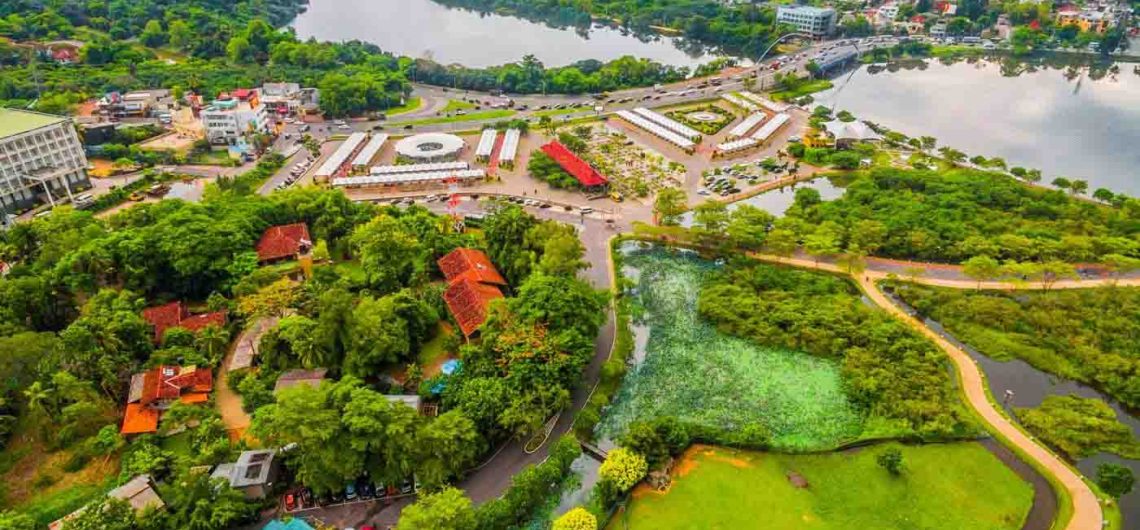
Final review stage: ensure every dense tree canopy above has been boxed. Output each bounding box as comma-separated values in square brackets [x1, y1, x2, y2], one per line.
[784, 167, 1140, 264]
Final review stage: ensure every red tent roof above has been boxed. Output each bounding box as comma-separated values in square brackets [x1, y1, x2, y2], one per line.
[256, 223, 312, 262]
[443, 278, 504, 337]
[141, 301, 227, 342]
[539, 141, 608, 187]
[438, 248, 507, 286]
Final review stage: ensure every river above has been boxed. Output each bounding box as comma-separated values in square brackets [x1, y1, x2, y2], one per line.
[290, 0, 716, 68]
[884, 290, 1140, 526]
[814, 57, 1140, 196]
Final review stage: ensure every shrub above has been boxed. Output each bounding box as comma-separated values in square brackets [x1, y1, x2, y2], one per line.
[599, 448, 648, 493]
[877, 447, 904, 476]
[553, 507, 597, 530]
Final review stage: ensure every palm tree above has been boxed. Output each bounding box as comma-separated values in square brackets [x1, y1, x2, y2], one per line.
[195, 325, 231, 364]
[23, 381, 56, 418]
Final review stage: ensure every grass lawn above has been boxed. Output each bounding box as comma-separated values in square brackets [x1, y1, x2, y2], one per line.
[187, 149, 238, 166]
[401, 109, 516, 127]
[441, 99, 476, 113]
[386, 96, 423, 116]
[0, 420, 119, 526]
[770, 79, 834, 102]
[612, 443, 1033, 530]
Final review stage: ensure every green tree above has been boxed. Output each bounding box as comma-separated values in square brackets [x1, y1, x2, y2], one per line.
[962, 255, 1001, 289]
[67, 497, 137, 530]
[654, 187, 688, 226]
[725, 204, 775, 250]
[226, 36, 252, 63]
[804, 225, 840, 265]
[140, 19, 165, 47]
[350, 215, 422, 293]
[1051, 177, 1072, 191]
[877, 447, 904, 476]
[765, 228, 797, 258]
[397, 487, 476, 530]
[168, 19, 192, 50]
[1097, 463, 1134, 499]
[693, 200, 729, 235]
[1069, 179, 1088, 196]
[0, 511, 36, 530]
[415, 410, 483, 488]
[510, 273, 605, 338]
[346, 295, 411, 375]
[599, 447, 648, 492]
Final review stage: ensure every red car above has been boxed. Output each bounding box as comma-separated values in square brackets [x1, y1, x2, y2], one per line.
[284, 493, 297, 511]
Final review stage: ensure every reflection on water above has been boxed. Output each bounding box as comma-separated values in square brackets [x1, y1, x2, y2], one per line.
[291, 0, 716, 67]
[887, 291, 1140, 526]
[680, 178, 845, 227]
[814, 57, 1140, 195]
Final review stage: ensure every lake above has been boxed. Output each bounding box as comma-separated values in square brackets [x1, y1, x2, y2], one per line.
[814, 58, 1140, 196]
[290, 0, 716, 68]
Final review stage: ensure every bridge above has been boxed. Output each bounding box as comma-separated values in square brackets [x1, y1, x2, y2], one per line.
[578, 439, 609, 462]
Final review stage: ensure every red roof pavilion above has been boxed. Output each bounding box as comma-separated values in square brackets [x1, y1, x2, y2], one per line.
[141, 301, 227, 343]
[539, 141, 608, 187]
[438, 248, 507, 286]
[255, 223, 312, 263]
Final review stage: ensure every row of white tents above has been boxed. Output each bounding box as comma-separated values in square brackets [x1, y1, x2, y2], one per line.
[715, 112, 791, 156]
[614, 110, 696, 152]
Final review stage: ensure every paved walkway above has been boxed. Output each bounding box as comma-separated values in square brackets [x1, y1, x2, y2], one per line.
[744, 252, 1106, 530]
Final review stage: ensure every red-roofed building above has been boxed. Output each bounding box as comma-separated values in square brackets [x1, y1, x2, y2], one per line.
[438, 248, 508, 286]
[51, 48, 78, 64]
[256, 223, 313, 263]
[539, 141, 608, 188]
[141, 302, 227, 343]
[121, 365, 213, 434]
[444, 279, 505, 337]
[437, 248, 507, 337]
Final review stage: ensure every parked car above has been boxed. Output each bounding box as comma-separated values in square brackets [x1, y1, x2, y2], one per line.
[345, 483, 358, 501]
[300, 488, 313, 506]
[359, 480, 376, 500]
[284, 493, 297, 511]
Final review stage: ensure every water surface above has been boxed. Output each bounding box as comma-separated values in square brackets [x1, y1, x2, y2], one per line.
[815, 58, 1140, 195]
[291, 0, 716, 67]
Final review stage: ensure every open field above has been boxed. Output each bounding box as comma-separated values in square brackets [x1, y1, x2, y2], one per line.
[611, 443, 1033, 530]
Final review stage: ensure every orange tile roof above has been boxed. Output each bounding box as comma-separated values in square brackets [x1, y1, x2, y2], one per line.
[141, 301, 227, 342]
[438, 248, 507, 286]
[179, 392, 210, 404]
[443, 278, 504, 336]
[256, 223, 312, 262]
[121, 403, 160, 435]
[138, 365, 214, 406]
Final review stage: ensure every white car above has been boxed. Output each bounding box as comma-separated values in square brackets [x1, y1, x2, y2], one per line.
[580, 206, 594, 214]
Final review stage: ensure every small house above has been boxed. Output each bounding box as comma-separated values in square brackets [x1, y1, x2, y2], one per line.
[212, 449, 280, 500]
[256, 223, 312, 264]
[141, 301, 227, 344]
[121, 365, 213, 435]
[273, 368, 328, 393]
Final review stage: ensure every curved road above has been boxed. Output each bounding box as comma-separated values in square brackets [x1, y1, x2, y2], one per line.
[742, 252, 1107, 530]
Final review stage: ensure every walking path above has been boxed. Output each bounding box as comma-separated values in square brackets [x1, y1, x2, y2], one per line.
[742, 252, 1107, 530]
[216, 341, 253, 442]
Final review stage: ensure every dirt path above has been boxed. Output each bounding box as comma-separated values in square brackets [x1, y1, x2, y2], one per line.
[217, 344, 252, 441]
[742, 252, 1106, 530]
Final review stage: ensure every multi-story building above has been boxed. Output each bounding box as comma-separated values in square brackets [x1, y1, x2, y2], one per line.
[0, 108, 90, 215]
[200, 89, 270, 145]
[776, 5, 837, 38]
[259, 83, 321, 116]
[1055, 7, 1114, 33]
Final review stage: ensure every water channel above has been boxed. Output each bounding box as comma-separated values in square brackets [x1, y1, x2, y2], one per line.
[290, 0, 716, 67]
[883, 288, 1140, 526]
[814, 58, 1140, 196]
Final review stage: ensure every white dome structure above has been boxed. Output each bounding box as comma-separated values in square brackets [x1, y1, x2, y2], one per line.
[394, 133, 466, 163]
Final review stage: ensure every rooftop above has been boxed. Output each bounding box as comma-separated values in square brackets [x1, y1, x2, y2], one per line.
[0, 108, 67, 139]
[256, 223, 312, 262]
[438, 248, 507, 286]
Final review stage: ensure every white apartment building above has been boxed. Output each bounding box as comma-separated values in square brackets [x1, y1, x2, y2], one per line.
[201, 96, 270, 146]
[776, 5, 838, 38]
[0, 108, 90, 215]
